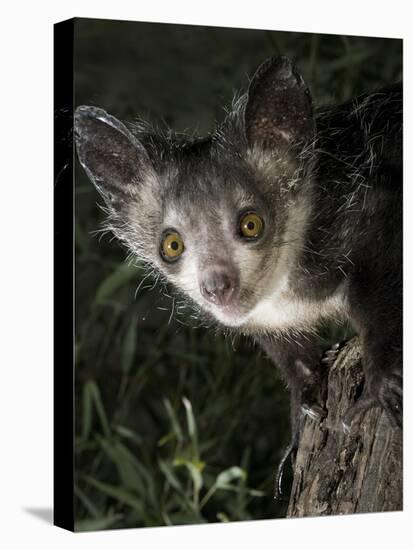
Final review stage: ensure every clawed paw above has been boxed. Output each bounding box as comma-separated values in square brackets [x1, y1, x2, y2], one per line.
[301, 402, 327, 421]
[273, 411, 308, 500]
[320, 342, 342, 368]
[374, 370, 403, 428]
[342, 370, 402, 433]
[274, 398, 327, 500]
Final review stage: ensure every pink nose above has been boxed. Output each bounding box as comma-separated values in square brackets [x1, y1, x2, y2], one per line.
[200, 270, 238, 306]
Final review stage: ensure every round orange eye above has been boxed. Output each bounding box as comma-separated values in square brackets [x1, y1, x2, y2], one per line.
[161, 232, 185, 261]
[240, 212, 264, 239]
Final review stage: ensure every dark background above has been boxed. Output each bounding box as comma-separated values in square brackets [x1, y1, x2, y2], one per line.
[74, 18, 402, 531]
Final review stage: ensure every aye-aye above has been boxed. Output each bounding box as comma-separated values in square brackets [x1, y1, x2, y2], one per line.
[75, 56, 402, 445]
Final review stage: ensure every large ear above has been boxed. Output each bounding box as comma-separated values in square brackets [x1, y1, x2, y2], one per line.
[74, 106, 156, 206]
[244, 56, 314, 151]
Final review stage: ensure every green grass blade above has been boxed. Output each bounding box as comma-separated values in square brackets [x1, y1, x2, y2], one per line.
[87, 381, 111, 438]
[121, 317, 138, 375]
[75, 514, 122, 532]
[94, 264, 140, 305]
[182, 397, 199, 460]
[83, 475, 144, 516]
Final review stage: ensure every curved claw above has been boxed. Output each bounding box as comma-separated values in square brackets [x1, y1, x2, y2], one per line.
[274, 440, 296, 502]
[274, 340, 347, 499]
[321, 342, 343, 367]
[274, 413, 305, 500]
[342, 420, 351, 435]
[275, 401, 328, 500]
[301, 403, 327, 421]
[342, 380, 403, 433]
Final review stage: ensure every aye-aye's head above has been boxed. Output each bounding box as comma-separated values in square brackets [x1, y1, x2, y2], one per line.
[75, 56, 315, 331]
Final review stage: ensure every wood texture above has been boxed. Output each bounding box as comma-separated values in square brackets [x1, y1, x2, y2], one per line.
[287, 338, 402, 517]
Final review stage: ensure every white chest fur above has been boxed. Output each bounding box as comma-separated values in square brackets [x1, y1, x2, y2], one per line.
[244, 287, 346, 333]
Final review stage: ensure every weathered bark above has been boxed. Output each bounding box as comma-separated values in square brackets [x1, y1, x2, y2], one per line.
[287, 337, 402, 517]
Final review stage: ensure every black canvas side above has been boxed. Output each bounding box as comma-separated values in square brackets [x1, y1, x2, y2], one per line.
[54, 17, 75, 532]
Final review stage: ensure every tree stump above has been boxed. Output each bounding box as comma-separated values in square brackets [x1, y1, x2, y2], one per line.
[287, 337, 402, 517]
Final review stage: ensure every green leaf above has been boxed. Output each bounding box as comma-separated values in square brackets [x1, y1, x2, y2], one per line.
[81, 382, 93, 441]
[94, 263, 139, 305]
[83, 475, 144, 516]
[97, 436, 145, 494]
[163, 398, 183, 444]
[75, 514, 122, 532]
[245, 488, 265, 497]
[74, 484, 100, 518]
[75, 220, 88, 255]
[215, 466, 246, 489]
[167, 512, 206, 525]
[86, 381, 111, 438]
[158, 459, 184, 493]
[114, 424, 142, 445]
[199, 466, 247, 510]
[217, 512, 230, 522]
[182, 397, 199, 460]
[157, 432, 176, 447]
[121, 317, 138, 374]
[173, 459, 204, 493]
[187, 462, 203, 496]
[323, 50, 373, 72]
